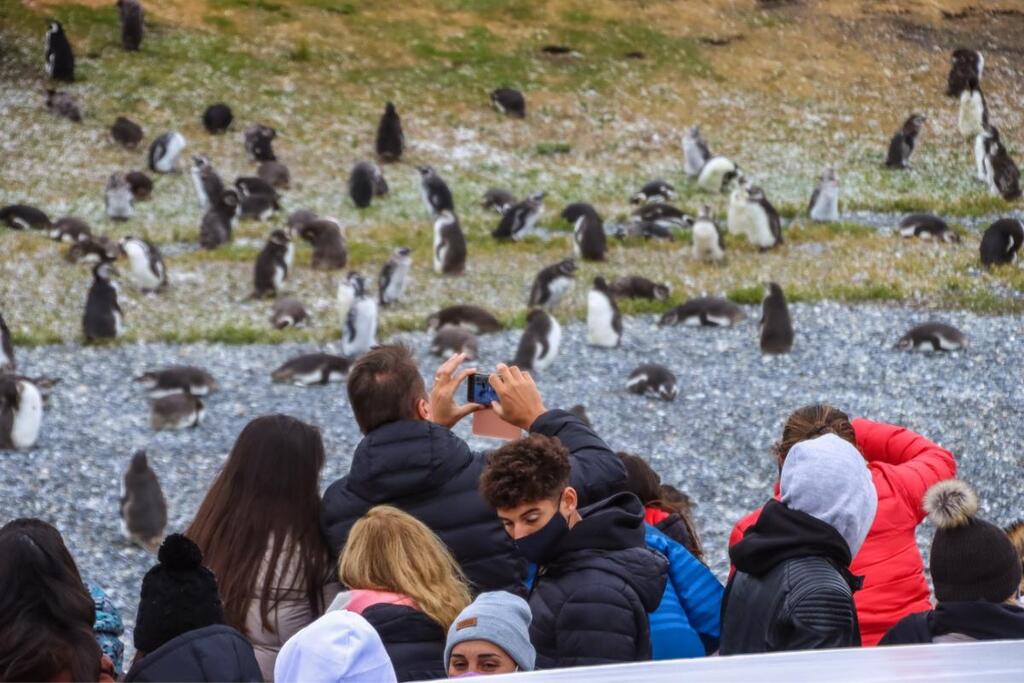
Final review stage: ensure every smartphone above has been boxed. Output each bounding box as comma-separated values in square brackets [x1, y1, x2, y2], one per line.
[467, 373, 499, 406]
[467, 374, 522, 440]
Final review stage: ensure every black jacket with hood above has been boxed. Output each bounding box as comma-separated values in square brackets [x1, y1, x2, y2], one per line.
[322, 409, 626, 593]
[880, 601, 1024, 645]
[123, 625, 262, 682]
[721, 499, 863, 655]
[361, 603, 446, 682]
[528, 492, 668, 669]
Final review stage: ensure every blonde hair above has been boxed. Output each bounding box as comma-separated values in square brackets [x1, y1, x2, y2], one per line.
[339, 506, 472, 628]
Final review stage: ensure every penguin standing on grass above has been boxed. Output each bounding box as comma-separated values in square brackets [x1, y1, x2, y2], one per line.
[808, 168, 840, 222]
[376, 102, 404, 162]
[986, 142, 1022, 201]
[295, 218, 347, 270]
[691, 205, 725, 263]
[587, 277, 622, 348]
[119, 451, 167, 551]
[44, 21, 75, 82]
[682, 125, 711, 178]
[885, 114, 925, 169]
[433, 210, 467, 275]
[244, 124, 277, 162]
[759, 283, 793, 354]
[418, 166, 454, 217]
[349, 161, 388, 209]
[490, 88, 526, 118]
[120, 236, 167, 292]
[573, 207, 606, 261]
[149, 132, 187, 173]
[203, 103, 233, 134]
[83, 261, 123, 342]
[946, 49, 984, 98]
[378, 247, 412, 306]
[252, 229, 293, 298]
[199, 189, 239, 249]
[117, 0, 144, 52]
[493, 192, 545, 240]
[258, 161, 290, 189]
[105, 173, 134, 221]
[958, 80, 987, 141]
[111, 116, 144, 149]
[512, 309, 561, 372]
[45, 90, 81, 122]
[528, 259, 576, 309]
[190, 155, 224, 209]
[979, 218, 1023, 267]
[697, 156, 739, 193]
[975, 124, 1000, 183]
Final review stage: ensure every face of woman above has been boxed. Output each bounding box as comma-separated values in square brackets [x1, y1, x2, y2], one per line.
[448, 640, 517, 676]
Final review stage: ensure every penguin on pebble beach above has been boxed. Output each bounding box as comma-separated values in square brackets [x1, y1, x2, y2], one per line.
[117, 0, 144, 51]
[44, 20, 75, 82]
[270, 297, 308, 329]
[528, 259, 576, 309]
[134, 366, 218, 398]
[272, 353, 351, 385]
[1, 204, 51, 231]
[512, 309, 561, 372]
[659, 297, 746, 327]
[418, 166, 454, 217]
[83, 261, 123, 342]
[760, 283, 794, 354]
[691, 205, 725, 263]
[120, 236, 167, 292]
[897, 214, 960, 243]
[808, 168, 840, 222]
[426, 305, 503, 334]
[433, 210, 467, 275]
[202, 103, 233, 134]
[895, 322, 967, 352]
[626, 364, 678, 401]
[105, 173, 135, 221]
[608, 276, 670, 300]
[885, 114, 925, 169]
[111, 116, 143, 149]
[376, 102, 404, 162]
[587, 277, 622, 348]
[0, 375, 43, 450]
[979, 218, 1024, 267]
[0, 313, 14, 372]
[493, 192, 545, 240]
[150, 394, 203, 431]
[295, 218, 347, 270]
[337, 272, 378, 358]
[252, 229, 293, 298]
[119, 450, 167, 552]
[149, 132, 186, 173]
[682, 125, 711, 178]
[430, 326, 479, 360]
[378, 247, 412, 306]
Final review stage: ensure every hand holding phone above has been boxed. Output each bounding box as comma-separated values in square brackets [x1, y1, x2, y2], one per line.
[487, 364, 547, 431]
[429, 353, 482, 429]
[468, 372, 522, 440]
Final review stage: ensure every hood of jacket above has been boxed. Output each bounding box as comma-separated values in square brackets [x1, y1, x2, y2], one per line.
[274, 610, 397, 683]
[124, 625, 262, 682]
[931, 601, 1024, 640]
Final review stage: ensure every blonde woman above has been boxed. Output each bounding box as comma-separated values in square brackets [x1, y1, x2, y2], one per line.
[335, 506, 472, 682]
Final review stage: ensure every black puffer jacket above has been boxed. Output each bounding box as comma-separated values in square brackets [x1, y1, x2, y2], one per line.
[721, 499, 862, 655]
[322, 410, 625, 593]
[124, 625, 262, 682]
[880, 601, 1024, 645]
[361, 603, 446, 682]
[529, 493, 668, 669]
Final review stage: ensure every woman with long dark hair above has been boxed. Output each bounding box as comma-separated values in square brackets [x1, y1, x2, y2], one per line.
[187, 414, 337, 680]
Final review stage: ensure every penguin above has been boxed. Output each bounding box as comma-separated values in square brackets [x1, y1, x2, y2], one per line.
[895, 322, 968, 352]
[120, 236, 167, 292]
[150, 394, 203, 431]
[0, 204, 51, 231]
[271, 353, 351, 385]
[433, 210, 467, 275]
[148, 132, 187, 173]
[0, 376, 43, 450]
[236, 185, 280, 221]
[270, 297, 309, 329]
[199, 189, 238, 249]
[202, 103, 233, 134]
[986, 142, 1022, 201]
[692, 204, 726, 263]
[126, 170, 153, 200]
[587, 277, 622, 348]
[568, 404, 591, 427]
[67, 235, 120, 264]
[573, 209, 606, 261]
[946, 49, 984, 98]
[481, 188, 516, 214]
[958, 80, 987, 141]
[659, 297, 746, 327]
[244, 124, 277, 162]
[631, 202, 692, 229]
[512, 309, 561, 372]
[979, 218, 1024, 267]
[50, 216, 91, 243]
[117, 0, 144, 51]
[493, 192, 545, 240]
[235, 176, 279, 200]
[528, 259, 576, 309]
[975, 124, 1000, 183]
[83, 261, 123, 342]
[44, 20, 75, 82]
[376, 101, 404, 162]
[0, 313, 14, 372]
[349, 161, 388, 208]
[295, 218, 347, 270]
[608, 276, 670, 300]
[619, 220, 678, 242]
[189, 155, 224, 209]
[45, 89, 81, 122]
[105, 173, 134, 221]
[561, 202, 598, 225]
[252, 229, 292, 298]
[897, 214, 960, 243]
[730, 183, 783, 250]
[119, 450, 167, 552]
[338, 272, 378, 358]
[490, 88, 526, 118]
[808, 168, 840, 222]
[430, 326, 479, 360]
[631, 180, 676, 204]
[885, 114, 925, 169]
[760, 283, 794, 354]
[426, 305, 503, 334]
[696, 156, 739, 193]
[626, 364, 678, 401]
[287, 208, 318, 233]
[134, 366, 218, 398]
[258, 161, 290, 189]
[111, 116, 143, 149]
[418, 166, 455, 216]
[682, 125, 711, 177]
[378, 247, 412, 306]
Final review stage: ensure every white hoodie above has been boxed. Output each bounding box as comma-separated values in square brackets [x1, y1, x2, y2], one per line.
[274, 609, 397, 683]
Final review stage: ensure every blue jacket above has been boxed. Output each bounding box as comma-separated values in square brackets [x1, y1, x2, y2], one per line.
[644, 524, 723, 659]
[89, 583, 125, 675]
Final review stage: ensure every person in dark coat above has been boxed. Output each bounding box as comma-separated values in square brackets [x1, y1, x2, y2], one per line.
[480, 433, 668, 669]
[880, 480, 1024, 645]
[721, 434, 878, 655]
[125, 626, 264, 682]
[321, 350, 626, 593]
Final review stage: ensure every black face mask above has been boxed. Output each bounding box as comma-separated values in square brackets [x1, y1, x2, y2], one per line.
[514, 494, 569, 566]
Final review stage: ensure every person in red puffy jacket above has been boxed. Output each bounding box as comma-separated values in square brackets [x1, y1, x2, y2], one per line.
[729, 404, 956, 647]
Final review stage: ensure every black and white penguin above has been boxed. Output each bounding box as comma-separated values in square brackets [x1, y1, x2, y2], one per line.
[67, 235, 120, 264]
[986, 142, 1022, 201]
[119, 450, 167, 552]
[979, 218, 1024, 267]
[148, 132, 187, 173]
[697, 156, 739, 193]
[481, 188, 516, 214]
[45, 89, 81, 122]
[659, 297, 746, 327]
[729, 183, 783, 250]
[0, 313, 14, 372]
[0, 375, 43, 450]
[258, 161, 290, 189]
[895, 322, 968, 352]
[295, 218, 347, 270]
[760, 283, 794, 354]
[378, 247, 412, 306]
[897, 214, 960, 243]
[573, 208, 606, 261]
[189, 156, 223, 209]
[0, 204, 51, 231]
[975, 123, 1000, 183]
[349, 161, 388, 209]
[287, 208, 318, 232]
[202, 103, 233, 134]
[134, 365, 218, 398]
[631, 180, 676, 204]
[244, 124, 277, 162]
[626, 364, 678, 401]
[50, 216, 91, 243]
[44, 20, 75, 82]
[493, 192, 545, 240]
[252, 229, 293, 298]
[271, 353, 351, 385]
[618, 220, 676, 242]
[433, 210, 467, 275]
[82, 261, 123, 342]
[418, 166, 455, 217]
[235, 175, 278, 200]
[199, 189, 238, 249]
[512, 309, 561, 372]
[946, 49, 983, 98]
[236, 188, 280, 221]
[120, 236, 167, 292]
[426, 305, 503, 334]
[528, 258, 576, 309]
[587, 277, 622, 348]
[111, 116, 143, 149]
[682, 125, 711, 178]
[125, 170, 153, 200]
[270, 297, 309, 329]
[337, 272, 378, 358]
[150, 394, 203, 431]
[958, 80, 987, 141]
[105, 173, 134, 221]
[117, 0, 144, 51]
[808, 167, 840, 222]
[692, 204, 725, 263]
[631, 202, 692, 229]
[561, 202, 598, 225]
[490, 88, 526, 118]
[885, 114, 926, 169]
[430, 326, 479, 360]
[376, 101, 404, 162]
[608, 276, 670, 300]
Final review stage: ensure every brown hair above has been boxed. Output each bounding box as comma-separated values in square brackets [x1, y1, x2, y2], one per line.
[347, 345, 426, 433]
[340, 506, 471, 628]
[775, 404, 857, 464]
[617, 453, 705, 561]
[480, 434, 570, 510]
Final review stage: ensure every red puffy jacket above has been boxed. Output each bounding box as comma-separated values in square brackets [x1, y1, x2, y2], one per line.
[729, 419, 956, 647]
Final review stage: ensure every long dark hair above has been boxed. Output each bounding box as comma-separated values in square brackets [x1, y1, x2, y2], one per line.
[617, 452, 705, 560]
[0, 518, 100, 682]
[187, 414, 330, 634]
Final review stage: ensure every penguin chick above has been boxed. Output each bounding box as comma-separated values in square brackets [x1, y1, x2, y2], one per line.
[376, 101, 404, 162]
[808, 168, 840, 222]
[426, 305, 503, 334]
[659, 297, 746, 327]
[202, 103, 233, 134]
[895, 322, 967, 352]
[349, 161, 387, 209]
[573, 210, 606, 261]
[631, 180, 676, 205]
[493, 192, 545, 240]
[0, 313, 15, 372]
[987, 142, 1022, 201]
[433, 210, 467, 275]
[378, 247, 412, 306]
[295, 218, 347, 270]
[682, 125, 711, 178]
[150, 394, 203, 431]
[897, 214, 960, 243]
[607, 276, 671, 300]
[586, 277, 622, 348]
[759, 282, 794, 354]
[885, 114, 925, 169]
[528, 259, 576, 309]
[244, 124, 277, 162]
[626, 364, 678, 401]
[511, 309, 561, 372]
[119, 450, 167, 552]
[148, 132, 187, 173]
[418, 166, 455, 217]
[691, 205, 725, 263]
[258, 161, 290, 189]
[104, 173, 134, 221]
[199, 189, 238, 249]
[271, 353, 351, 386]
[252, 229, 293, 298]
[119, 236, 167, 292]
[111, 116, 143, 149]
[45, 89, 81, 122]
[1, 204, 51, 231]
[82, 261, 123, 342]
[481, 188, 516, 214]
[117, 0, 144, 51]
[270, 297, 309, 329]
[979, 218, 1024, 267]
[696, 156, 739, 193]
[126, 171, 153, 200]
[50, 216, 91, 243]
[430, 326, 479, 360]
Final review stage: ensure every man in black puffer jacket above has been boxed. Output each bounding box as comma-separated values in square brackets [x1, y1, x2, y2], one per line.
[322, 349, 626, 593]
[480, 432, 668, 668]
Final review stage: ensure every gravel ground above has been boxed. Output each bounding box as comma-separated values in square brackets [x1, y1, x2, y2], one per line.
[2, 302, 1022, 654]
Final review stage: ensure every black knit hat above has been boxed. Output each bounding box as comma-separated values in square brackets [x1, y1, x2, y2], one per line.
[133, 534, 224, 653]
[925, 480, 1022, 603]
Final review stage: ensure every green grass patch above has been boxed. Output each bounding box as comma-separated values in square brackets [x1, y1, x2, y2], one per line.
[535, 142, 572, 156]
[786, 221, 875, 241]
[726, 285, 763, 305]
[289, 39, 313, 62]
